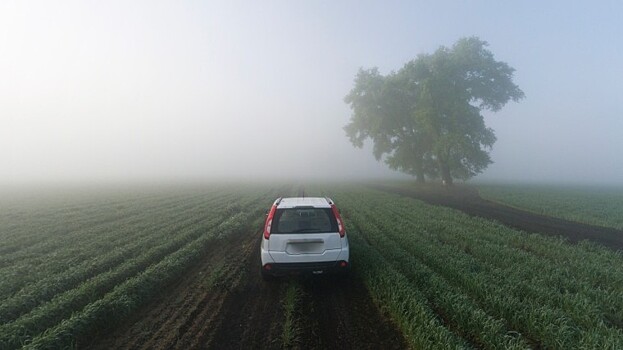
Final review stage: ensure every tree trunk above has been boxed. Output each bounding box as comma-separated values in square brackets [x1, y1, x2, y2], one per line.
[415, 163, 425, 184]
[439, 161, 453, 186]
[415, 173, 425, 184]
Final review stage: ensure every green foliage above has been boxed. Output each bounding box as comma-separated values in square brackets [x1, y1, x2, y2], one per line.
[3, 184, 621, 349]
[344, 37, 524, 185]
[478, 184, 623, 230]
[281, 281, 302, 349]
[0, 186, 277, 350]
[330, 186, 623, 349]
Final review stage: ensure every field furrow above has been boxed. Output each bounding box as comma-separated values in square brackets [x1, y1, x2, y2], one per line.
[2, 183, 621, 349]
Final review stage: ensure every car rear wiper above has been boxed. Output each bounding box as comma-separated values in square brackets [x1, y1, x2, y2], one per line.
[293, 228, 321, 233]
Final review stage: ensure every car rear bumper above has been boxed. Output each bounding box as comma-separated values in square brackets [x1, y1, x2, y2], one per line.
[262, 260, 350, 276]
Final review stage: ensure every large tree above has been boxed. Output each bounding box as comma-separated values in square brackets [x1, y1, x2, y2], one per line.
[344, 37, 524, 185]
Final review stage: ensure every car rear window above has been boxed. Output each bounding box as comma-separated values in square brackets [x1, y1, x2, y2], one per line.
[271, 207, 338, 234]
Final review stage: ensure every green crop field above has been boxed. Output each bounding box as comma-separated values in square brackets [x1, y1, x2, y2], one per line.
[0, 185, 279, 349]
[1, 183, 622, 349]
[324, 186, 623, 349]
[477, 184, 623, 230]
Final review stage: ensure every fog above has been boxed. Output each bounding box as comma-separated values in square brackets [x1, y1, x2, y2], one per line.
[2, 1, 622, 185]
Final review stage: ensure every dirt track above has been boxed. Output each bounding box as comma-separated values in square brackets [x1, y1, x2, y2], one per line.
[90, 226, 406, 349]
[370, 183, 623, 251]
[88, 183, 623, 349]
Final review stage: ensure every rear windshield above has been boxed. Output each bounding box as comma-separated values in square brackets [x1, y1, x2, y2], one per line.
[271, 207, 338, 234]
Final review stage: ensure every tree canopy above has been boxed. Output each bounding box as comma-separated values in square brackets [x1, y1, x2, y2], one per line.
[344, 37, 524, 185]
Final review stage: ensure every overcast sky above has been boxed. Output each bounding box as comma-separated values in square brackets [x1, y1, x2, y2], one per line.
[2, 1, 622, 185]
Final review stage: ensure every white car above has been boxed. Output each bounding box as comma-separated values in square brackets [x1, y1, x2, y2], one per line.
[260, 197, 350, 280]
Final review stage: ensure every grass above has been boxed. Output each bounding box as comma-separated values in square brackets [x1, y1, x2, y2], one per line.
[2, 183, 622, 349]
[0, 185, 277, 349]
[326, 185, 623, 349]
[281, 281, 302, 349]
[476, 183, 623, 230]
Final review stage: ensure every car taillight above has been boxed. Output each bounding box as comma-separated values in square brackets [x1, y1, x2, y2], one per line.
[331, 204, 345, 238]
[264, 204, 277, 240]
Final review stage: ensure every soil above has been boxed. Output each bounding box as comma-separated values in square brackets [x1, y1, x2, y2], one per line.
[87, 182, 623, 349]
[370, 183, 623, 251]
[296, 276, 406, 350]
[89, 227, 407, 349]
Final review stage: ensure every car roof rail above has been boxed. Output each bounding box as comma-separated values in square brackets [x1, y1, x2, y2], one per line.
[274, 197, 283, 205]
[324, 197, 334, 205]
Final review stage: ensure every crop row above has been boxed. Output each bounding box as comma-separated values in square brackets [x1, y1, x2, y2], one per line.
[0, 189, 235, 260]
[1, 210, 234, 346]
[330, 187, 623, 349]
[0, 190, 243, 323]
[477, 184, 623, 230]
[0, 186, 278, 349]
[0, 190, 195, 258]
[0, 190, 240, 300]
[0, 188, 177, 246]
[21, 196, 270, 349]
[363, 193, 623, 320]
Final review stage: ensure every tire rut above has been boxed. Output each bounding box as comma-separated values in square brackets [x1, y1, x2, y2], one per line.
[204, 233, 285, 350]
[90, 198, 408, 349]
[296, 275, 407, 350]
